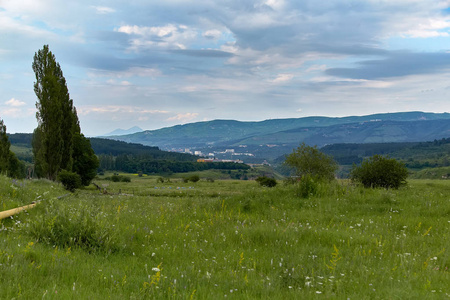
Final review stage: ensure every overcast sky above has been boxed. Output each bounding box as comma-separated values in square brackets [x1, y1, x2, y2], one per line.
[1, 0, 450, 136]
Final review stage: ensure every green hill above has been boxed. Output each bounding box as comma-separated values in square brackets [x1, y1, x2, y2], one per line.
[108, 112, 450, 151]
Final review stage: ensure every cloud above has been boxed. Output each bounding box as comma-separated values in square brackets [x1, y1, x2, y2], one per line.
[3, 0, 450, 135]
[203, 29, 222, 40]
[116, 24, 198, 51]
[77, 105, 169, 116]
[167, 113, 199, 123]
[5, 98, 26, 107]
[92, 6, 115, 14]
[326, 52, 450, 80]
[88, 67, 162, 79]
[272, 73, 294, 83]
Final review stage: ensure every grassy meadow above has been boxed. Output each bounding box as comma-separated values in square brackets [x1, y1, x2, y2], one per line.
[1, 174, 449, 299]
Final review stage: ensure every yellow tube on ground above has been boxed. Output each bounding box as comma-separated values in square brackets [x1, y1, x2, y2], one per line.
[0, 202, 37, 220]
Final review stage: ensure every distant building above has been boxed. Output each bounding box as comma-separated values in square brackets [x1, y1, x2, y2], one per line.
[197, 158, 215, 162]
[197, 158, 244, 164]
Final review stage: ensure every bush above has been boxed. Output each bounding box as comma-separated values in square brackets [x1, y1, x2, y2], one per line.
[110, 175, 131, 182]
[121, 176, 131, 182]
[284, 143, 337, 181]
[58, 170, 82, 192]
[350, 155, 408, 189]
[256, 176, 277, 187]
[26, 200, 119, 253]
[296, 175, 318, 198]
[184, 175, 200, 183]
[189, 175, 200, 182]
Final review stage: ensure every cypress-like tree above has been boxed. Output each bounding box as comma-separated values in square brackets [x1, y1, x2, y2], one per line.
[32, 45, 77, 180]
[32, 45, 97, 186]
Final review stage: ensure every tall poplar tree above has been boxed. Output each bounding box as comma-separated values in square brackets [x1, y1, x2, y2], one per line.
[32, 45, 97, 186]
[32, 45, 77, 180]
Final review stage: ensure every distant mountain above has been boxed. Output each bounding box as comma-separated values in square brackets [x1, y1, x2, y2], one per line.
[102, 126, 143, 136]
[105, 112, 450, 156]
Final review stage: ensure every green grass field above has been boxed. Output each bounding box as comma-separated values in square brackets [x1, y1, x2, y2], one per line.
[1, 175, 449, 299]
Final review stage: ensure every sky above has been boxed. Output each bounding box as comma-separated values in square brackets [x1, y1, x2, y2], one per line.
[1, 0, 450, 136]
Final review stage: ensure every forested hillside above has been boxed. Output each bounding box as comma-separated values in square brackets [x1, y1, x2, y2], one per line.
[107, 112, 450, 151]
[321, 138, 450, 170]
[7, 134, 250, 175]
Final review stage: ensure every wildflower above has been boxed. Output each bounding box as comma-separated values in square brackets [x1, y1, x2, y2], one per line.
[152, 267, 160, 272]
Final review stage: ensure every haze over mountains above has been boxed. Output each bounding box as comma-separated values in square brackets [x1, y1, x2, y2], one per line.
[103, 112, 450, 160]
[102, 126, 143, 137]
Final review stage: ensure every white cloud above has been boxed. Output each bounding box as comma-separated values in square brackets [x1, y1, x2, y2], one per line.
[77, 105, 169, 116]
[88, 67, 162, 79]
[117, 24, 178, 37]
[272, 73, 294, 83]
[167, 113, 199, 122]
[306, 65, 327, 73]
[5, 98, 26, 107]
[106, 79, 132, 86]
[117, 24, 198, 51]
[203, 29, 222, 40]
[264, 0, 286, 10]
[92, 6, 115, 15]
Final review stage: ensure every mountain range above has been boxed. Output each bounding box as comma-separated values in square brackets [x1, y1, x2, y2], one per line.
[104, 112, 450, 161]
[102, 126, 143, 136]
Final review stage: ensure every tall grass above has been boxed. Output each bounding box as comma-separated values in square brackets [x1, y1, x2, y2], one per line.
[0, 175, 449, 299]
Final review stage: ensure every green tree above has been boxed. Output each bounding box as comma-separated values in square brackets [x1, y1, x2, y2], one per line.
[32, 45, 96, 187]
[0, 118, 25, 178]
[284, 143, 337, 181]
[0, 119, 11, 173]
[350, 155, 408, 189]
[33, 45, 66, 180]
[72, 132, 99, 186]
[0, 119, 10, 173]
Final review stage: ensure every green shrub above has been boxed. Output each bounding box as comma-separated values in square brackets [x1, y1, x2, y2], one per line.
[189, 175, 200, 183]
[110, 175, 131, 182]
[184, 175, 200, 183]
[111, 175, 121, 182]
[120, 176, 131, 182]
[296, 174, 318, 198]
[284, 143, 337, 181]
[57, 170, 82, 192]
[26, 200, 119, 253]
[350, 155, 408, 189]
[256, 176, 277, 187]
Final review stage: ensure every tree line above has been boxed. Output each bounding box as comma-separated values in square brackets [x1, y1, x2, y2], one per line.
[90, 138, 196, 161]
[98, 154, 250, 174]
